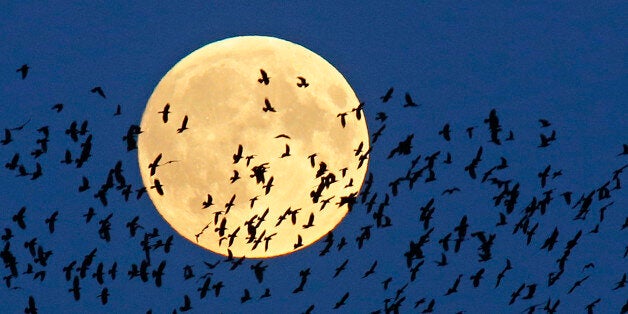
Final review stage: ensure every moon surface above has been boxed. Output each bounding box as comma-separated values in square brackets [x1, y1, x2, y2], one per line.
[138, 36, 369, 258]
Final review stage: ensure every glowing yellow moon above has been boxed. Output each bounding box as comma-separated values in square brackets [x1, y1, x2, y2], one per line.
[138, 36, 369, 258]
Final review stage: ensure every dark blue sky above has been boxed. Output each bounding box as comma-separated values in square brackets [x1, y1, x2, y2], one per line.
[1, 2, 626, 313]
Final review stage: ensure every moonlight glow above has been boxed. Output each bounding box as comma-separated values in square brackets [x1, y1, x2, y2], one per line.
[138, 36, 370, 258]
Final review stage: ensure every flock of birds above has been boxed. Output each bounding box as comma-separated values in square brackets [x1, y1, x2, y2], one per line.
[1, 63, 627, 313]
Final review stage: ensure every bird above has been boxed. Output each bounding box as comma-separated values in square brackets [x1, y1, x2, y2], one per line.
[296, 76, 309, 87]
[151, 179, 164, 195]
[380, 87, 394, 102]
[1, 129, 12, 145]
[16, 64, 29, 79]
[176, 115, 189, 133]
[78, 176, 90, 192]
[90, 86, 106, 98]
[333, 292, 349, 309]
[113, 104, 121, 116]
[233, 144, 244, 164]
[337, 112, 348, 128]
[263, 98, 276, 112]
[158, 103, 171, 123]
[302, 212, 315, 229]
[12, 207, 27, 230]
[438, 123, 451, 141]
[258, 69, 270, 85]
[280, 144, 291, 158]
[619, 144, 628, 156]
[293, 234, 303, 249]
[202, 194, 214, 208]
[51, 103, 64, 112]
[539, 119, 551, 127]
[403, 92, 419, 107]
[229, 170, 240, 183]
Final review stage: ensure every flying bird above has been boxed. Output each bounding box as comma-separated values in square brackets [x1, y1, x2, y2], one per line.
[16, 64, 30, 79]
[403, 92, 419, 107]
[263, 98, 276, 112]
[296, 76, 309, 87]
[177, 115, 189, 133]
[258, 69, 270, 85]
[90, 86, 106, 98]
[380, 87, 394, 102]
[158, 103, 171, 123]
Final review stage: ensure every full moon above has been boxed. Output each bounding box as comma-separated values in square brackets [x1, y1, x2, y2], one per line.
[138, 36, 369, 258]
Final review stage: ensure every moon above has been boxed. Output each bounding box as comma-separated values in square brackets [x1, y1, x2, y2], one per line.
[138, 36, 369, 258]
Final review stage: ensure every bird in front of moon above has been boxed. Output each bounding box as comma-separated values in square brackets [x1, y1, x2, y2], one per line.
[138, 36, 370, 258]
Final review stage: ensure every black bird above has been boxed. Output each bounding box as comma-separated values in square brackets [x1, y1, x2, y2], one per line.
[445, 274, 463, 295]
[333, 292, 349, 309]
[613, 273, 626, 290]
[179, 294, 192, 312]
[240, 289, 251, 303]
[567, 275, 589, 294]
[584, 298, 601, 314]
[44, 211, 58, 234]
[296, 76, 309, 87]
[302, 212, 315, 229]
[177, 115, 189, 133]
[375, 112, 388, 122]
[294, 234, 303, 249]
[258, 69, 270, 85]
[280, 144, 291, 158]
[97, 288, 109, 305]
[470, 268, 485, 287]
[438, 123, 451, 141]
[466, 126, 476, 139]
[151, 179, 164, 196]
[90, 86, 106, 98]
[51, 103, 64, 112]
[148, 153, 163, 176]
[69, 276, 81, 301]
[230, 170, 240, 183]
[250, 261, 267, 283]
[539, 119, 551, 127]
[380, 87, 394, 103]
[363, 260, 378, 278]
[17, 64, 29, 79]
[333, 259, 349, 278]
[539, 130, 556, 147]
[619, 144, 628, 156]
[202, 194, 214, 209]
[5, 153, 19, 170]
[351, 102, 365, 120]
[114, 104, 121, 116]
[403, 92, 419, 107]
[1, 129, 12, 145]
[158, 104, 171, 123]
[337, 112, 348, 128]
[24, 295, 37, 314]
[233, 144, 244, 164]
[263, 98, 276, 112]
[78, 176, 90, 192]
[12, 207, 26, 230]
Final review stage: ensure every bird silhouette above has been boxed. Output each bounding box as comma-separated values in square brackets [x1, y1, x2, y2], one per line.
[296, 76, 309, 87]
[16, 64, 30, 79]
[176, 115, 189, 133]
[403, 92, 419, 107]
[380, 87, 394, 102]
[90, 86, 106, 98]
[263, 98, 276, 112]
[158, 104, 171, 123]
[258, 69, 270, 85]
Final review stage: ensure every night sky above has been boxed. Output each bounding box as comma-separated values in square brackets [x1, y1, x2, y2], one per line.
[1, 2, 627, 313]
